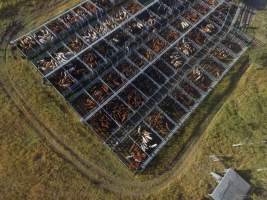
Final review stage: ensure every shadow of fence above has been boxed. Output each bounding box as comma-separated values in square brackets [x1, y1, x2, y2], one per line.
[243, 0, 267, 10]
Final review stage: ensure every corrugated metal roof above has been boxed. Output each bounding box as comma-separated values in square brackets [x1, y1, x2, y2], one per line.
[210, 168, 251, 200]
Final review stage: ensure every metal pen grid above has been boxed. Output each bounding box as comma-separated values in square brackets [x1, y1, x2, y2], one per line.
[12, 0, 251, 171]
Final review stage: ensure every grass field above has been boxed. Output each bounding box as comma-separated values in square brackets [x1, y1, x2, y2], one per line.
[0, 0, 266, 199]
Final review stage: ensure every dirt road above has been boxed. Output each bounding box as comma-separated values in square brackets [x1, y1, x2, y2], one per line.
[0, 18, 251, 198]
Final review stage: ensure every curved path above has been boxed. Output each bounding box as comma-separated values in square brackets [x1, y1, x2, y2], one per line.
[0, 21, 250, 197]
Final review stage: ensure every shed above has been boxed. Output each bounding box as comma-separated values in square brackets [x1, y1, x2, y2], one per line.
[209, 168, 251, 200]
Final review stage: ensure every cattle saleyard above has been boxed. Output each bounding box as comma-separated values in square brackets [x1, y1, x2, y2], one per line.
[12, 0, 252, 171]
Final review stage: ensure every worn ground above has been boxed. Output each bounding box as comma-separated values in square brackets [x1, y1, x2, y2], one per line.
[0, 0, 266, 199]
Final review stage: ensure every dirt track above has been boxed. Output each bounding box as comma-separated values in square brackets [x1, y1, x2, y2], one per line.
[0, 20, 251, 198]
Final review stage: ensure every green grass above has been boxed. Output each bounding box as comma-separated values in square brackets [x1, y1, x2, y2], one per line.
[0, 87, 119, 200]
[157, 58, 267, 200]
[0, 0, 266, 199]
